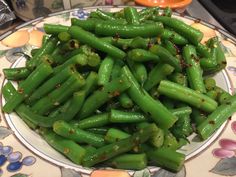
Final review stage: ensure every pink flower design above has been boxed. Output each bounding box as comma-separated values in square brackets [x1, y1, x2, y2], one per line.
[105, 0, 114, 5]
[212, 121, 236, 158]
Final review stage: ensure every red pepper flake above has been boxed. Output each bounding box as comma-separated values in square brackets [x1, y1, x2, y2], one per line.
[99, 153, 107, 161]
[69, 128, 75, 134]
[111, 91, 120, 97]
[18, 88, 24, 94]
[55, 84, 61, 89]
[63, 148, 70, 154]
[209, 120, 215, 125]
[228, 117, 232, 121]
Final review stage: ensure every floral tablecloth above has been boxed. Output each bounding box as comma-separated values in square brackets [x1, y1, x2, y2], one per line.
[1, 3, 236, 177]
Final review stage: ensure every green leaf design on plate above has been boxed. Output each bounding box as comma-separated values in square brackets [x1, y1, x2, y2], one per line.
[0, 50, 7, 58]
[133, 168, 150, 177]
[0, 126, 13, 139]
[10, 173, 29, 177]
[153, 167, 186, 177]
[210, 157, 236, 176]
[61, 167, 82, 177]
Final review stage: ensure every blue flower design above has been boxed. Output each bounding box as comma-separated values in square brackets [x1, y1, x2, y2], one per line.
[71, 9, 89, 19]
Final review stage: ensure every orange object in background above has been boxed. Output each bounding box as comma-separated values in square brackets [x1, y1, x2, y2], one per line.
[135, 0, 192, 12]
[91, 170, 130, 177]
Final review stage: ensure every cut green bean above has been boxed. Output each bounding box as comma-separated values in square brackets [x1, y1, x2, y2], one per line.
[149, 45, 182, 72]
[72, 113, 109, 129]
[3, 62, 53, 113]
[144, 63, 174, 91]
[147, 147, 185, 172]
[197, 94, 236, 140]
[69, 26, 126, 60]
[3, 67, 31, 81]
[110, 109, 147, 123]
[95, 22, 164, 38]
[82, 124, 154, 167]
[152, 16, 203, 44]
[78, 75, 131, 119]
[40, 128, 86, 165]
[53, 120, 105, 147]
[118, 93, 134, 108]
[158, 80, 218, 113]
[183, 45, 206, 93]
[98, 56, 114, 85]
[105, 128, 130, 143]
[122, 66, 177, 129]
[108, 153, 147, 170]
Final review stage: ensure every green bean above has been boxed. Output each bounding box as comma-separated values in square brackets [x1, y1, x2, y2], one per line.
[162, 40, 179, 56]
[214, 86, 232, 104]
[3, 67, 31, 81]
[26, 65, 76, 105]
[206, 90, 218, 100]
[168, 72, 188, 87]
[105, 128, 130, 143]
[127, 48, 160, 63]
[161, 97, 175, 109]
[147, 147, 185, 172]
[53, 120, 105, 147]
[2, 82, 37, 129]
[72, 113, 109, 129]
[196, 43, 211, 58]
[171, 106, 192, 117]
[44, 23, 69, 35]
[98, 56, 114, 85]
[197, 94, 236, 140]
[124, 7, 140, 24]
[81, 71, 98, 96]
[128, 60, 147, 86]
[122, 66, 177, 129]
[107, 153, 147, 170]
[40, 128, 86, 165]
[71, 18, 99, 31]
[118, 93, 134, 108]
[31, 73, 85, 115]
[183, 45, 206, 93]
[82, 124, 154, 167]
[218, 91, 231, 104]
[163, 7, 172, 17]
[87, 127, 109, 135]
[31, 48, 40, 57]
[158, 80, 218, 113]
[204, 77, 216, 91]
[95, 22, 164, 38]
[53, 54, 88, 74]
[78, 75, 131, 119]
[69, 26, 126, 60]
[136, 122, 164, 148]
[109, 109, 147, 123]
[191, 108, 206, 126]
[149, 45, 182, 72]
[144, 63, 174, 91]
[10, 91, 84, 128]
[160, 29, 188, 45]
[152, 16, 203, 44]
[48, 98, 72, 118]
[3, 62, 53, 113]
[58, 31, 71, 42]
[171, 114, 193, 139]
[42, 35, 50, 46]
[26, 37, 58, 70]
[163, 131, 179, 150]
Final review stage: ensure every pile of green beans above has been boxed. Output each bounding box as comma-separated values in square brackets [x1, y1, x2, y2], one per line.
[2, 7, 235, 172]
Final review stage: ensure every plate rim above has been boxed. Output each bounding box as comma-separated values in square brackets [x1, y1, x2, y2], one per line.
[0, 6, 235, 174]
